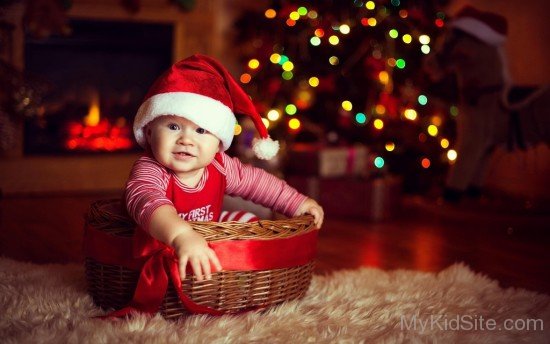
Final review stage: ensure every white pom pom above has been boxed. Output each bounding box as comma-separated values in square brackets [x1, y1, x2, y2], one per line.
[252, 137, 279, 160]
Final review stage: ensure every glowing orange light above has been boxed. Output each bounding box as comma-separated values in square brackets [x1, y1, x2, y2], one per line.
[240, 73, 252, 84]
[421, 158, 431, 168]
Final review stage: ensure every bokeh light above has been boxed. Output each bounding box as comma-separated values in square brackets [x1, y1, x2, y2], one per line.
[374, 156, 385, 168]
[341, 100, 353, 111]
[288, 118, 301, 130]
[285, 104, 297, 115]
[309, 76, 320, 87]
[267, 109, 281, 121]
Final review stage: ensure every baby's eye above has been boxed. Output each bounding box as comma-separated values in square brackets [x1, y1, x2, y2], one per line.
[196, 127, 207, 134]
[168, 123, 180, 130]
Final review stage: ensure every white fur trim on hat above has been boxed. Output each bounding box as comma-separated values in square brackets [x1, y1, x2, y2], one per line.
[252, 136, 279, 160]
[451, 17, 506, 46]
[134, 92, 237, 150]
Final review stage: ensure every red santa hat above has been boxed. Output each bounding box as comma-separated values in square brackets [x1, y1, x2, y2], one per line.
[133, 54, 279, 160]
[450, 6, 508, 46]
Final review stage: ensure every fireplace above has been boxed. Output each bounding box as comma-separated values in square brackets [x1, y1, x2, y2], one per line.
[24, 19, 173, 154]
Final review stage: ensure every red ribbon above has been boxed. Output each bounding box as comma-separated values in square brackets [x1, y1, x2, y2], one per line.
[84, 224, 318, 317]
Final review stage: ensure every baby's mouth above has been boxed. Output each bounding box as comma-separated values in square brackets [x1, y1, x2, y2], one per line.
[174, 151, 195, 157]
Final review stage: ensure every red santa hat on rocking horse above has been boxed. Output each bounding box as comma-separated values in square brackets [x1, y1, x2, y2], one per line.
[133, 54, 279, 160]
[450, 6, 513, 93]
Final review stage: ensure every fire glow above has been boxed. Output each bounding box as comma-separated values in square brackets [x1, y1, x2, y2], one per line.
[65, 96, 133, 151]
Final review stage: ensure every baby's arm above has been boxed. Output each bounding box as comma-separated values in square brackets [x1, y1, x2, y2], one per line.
[222, 153, 324, 228]
[147, 205, 221, 281]
[126, 157, 221, 281]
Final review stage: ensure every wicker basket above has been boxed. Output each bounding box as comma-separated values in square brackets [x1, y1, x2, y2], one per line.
[84, 199, 317, 319]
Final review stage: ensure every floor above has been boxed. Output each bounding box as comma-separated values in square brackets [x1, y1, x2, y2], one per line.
[1, 192, 549, 295]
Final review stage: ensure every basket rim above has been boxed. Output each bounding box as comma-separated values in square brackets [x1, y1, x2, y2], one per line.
[86, 198, 317, 241]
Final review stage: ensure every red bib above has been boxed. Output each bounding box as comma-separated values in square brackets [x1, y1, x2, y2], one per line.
[166, 153, 226, 222]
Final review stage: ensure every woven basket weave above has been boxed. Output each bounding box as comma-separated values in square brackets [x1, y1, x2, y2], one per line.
[84, 199, 317, 319]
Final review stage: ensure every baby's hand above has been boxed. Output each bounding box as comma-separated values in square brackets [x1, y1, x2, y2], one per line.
[171, 230, 222, 281]
[295, 198, 324, 229]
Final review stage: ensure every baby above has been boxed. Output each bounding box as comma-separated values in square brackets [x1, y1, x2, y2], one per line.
[125, 55, 324, 283]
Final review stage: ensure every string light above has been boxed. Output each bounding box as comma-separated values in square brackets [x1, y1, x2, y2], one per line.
[341, 100, 353, 111]
[278, 55, 289, 65]
[329, 35, 340, 45]
[379, 71, 389, 84]
[435, 18, 444, 28]
[374, 156, 385, 168]
[289, 11, 300, 21]
[285, 104, 297, 115]
[282, 61, 294, 71]
[307, 10, 318, 19]
[387, 58, 396, 67]
[286, 19, 296, 27]
[418, 94, 428, 105]
[267, 109, 281, 121]
[339, 24, 351, 34]
[450, 105, 459, 116]
[310, 37, 321, 46]
[264, 9, 276, 19]
[373, 119, 384, 129]
[385, 142, 395, 151]
[368, 18, 377, 26]
[399, 9, 408, 18]
[421, 158, 431, 168]
[308, 77, 320, 87]
[270, 53, 281, 64]
[261, 118, 270, 129]
[248, 59, 260, 69]
[329, 56, 339, 65]
[419, 35, 431, 44]
[440, 138, 450, 149]
[431, 116, 442, 126]
[402, 34, 412, 44]
[297, 7, 308, 16]
[427, 124, 438, 136]
[288, 118, 301, 130]
[375, 104, 386, 115]
[281, 71, 293, 80]
[314, 29, 325, 37]
[355, 112, 367, 124]
[234, 124, 242, 135]
[421, 45, 431, 54]
[240, 73, 251, 84]
[447, 149, 457, 161]
[389, 29, 398, 38]
[396, 59, 406, 69]
[404, 108, 417, 120]
[366, 1, 375, 10]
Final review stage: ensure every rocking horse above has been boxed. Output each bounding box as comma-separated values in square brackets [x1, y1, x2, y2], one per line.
[425, 6, 550, 201]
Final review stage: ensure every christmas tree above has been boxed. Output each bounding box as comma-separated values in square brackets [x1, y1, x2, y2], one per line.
[233, 0, 457, 193]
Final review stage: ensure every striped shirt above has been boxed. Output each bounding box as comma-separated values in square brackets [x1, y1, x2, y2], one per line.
[125, 152, 307, 230]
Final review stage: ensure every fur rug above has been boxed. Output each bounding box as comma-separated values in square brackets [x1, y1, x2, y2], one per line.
[1, 258, 549, 343]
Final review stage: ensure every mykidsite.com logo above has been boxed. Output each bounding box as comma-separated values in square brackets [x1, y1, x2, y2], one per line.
[401, 314, 544, 332]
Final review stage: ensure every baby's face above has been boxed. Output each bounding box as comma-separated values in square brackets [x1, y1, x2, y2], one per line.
[146, 115, 220, 180]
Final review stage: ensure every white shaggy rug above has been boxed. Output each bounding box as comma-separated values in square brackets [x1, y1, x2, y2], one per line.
[1, 258, 549, 343]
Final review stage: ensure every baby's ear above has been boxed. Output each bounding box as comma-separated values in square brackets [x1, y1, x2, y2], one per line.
[145, 126, 152, 142]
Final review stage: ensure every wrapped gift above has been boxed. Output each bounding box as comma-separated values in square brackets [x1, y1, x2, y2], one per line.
[287, 175, 402, 221]
[286, 144, 370, 178]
